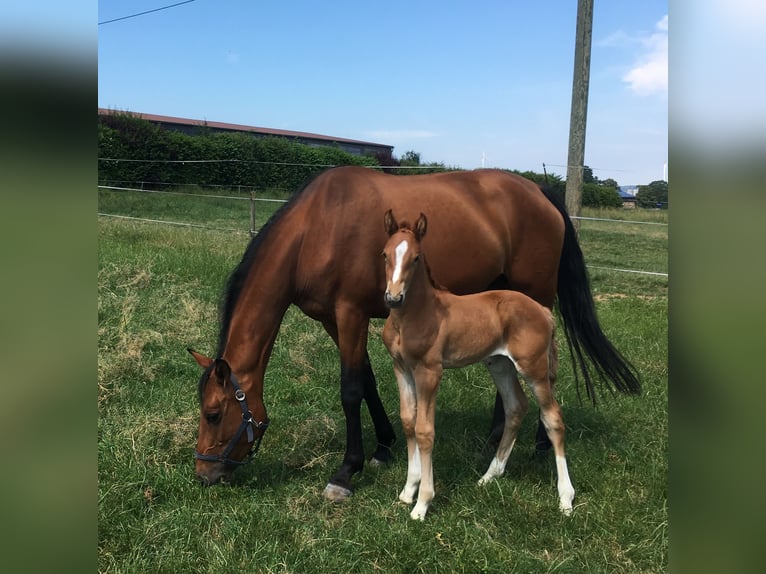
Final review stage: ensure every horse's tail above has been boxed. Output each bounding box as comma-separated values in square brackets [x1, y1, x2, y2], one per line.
[539, 185, 642, 403]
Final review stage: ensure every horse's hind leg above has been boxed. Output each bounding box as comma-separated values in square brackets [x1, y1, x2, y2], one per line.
[360, 350, 397, 466]
[479, 356, 529, 485]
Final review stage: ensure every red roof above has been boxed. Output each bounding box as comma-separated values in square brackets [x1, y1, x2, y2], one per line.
[98, 108, 391, 149]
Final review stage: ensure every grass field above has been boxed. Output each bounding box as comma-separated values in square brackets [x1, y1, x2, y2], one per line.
[98, 187, 667, 573]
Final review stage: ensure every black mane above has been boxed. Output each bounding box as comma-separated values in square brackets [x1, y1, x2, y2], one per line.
[214, 174, 318, 357]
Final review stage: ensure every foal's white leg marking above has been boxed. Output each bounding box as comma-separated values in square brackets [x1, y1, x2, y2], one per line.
[556, 454, 575, 515]
[410, 445, 432, 520]
[399, 444, 421, 504]
[395, 367, 421, 505]
[478, 455, 508, 486]
[391, 239, 409, 284]
[411, 495, 429, 521]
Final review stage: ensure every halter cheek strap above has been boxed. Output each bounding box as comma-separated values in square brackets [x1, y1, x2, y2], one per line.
[194, 369, 269, 466]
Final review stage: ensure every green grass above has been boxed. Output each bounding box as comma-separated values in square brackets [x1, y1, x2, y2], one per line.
[98, 194, 667, 573]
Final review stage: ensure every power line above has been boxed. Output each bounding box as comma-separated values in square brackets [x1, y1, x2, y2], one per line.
[98, 0, 197, 26]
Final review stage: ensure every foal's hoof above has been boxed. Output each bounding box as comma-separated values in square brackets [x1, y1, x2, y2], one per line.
[410, 503, 428, 521]
[368, 457, 386, 468]
[322, 482, 353, 502]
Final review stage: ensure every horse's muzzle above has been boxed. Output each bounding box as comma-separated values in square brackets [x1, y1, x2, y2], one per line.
[385, 292, 403, 308]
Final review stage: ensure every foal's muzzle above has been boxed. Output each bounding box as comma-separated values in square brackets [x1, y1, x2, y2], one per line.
[385, 291, 403, 308]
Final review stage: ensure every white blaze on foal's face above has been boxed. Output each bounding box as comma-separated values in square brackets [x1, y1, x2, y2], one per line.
[391, 239, 409, 286]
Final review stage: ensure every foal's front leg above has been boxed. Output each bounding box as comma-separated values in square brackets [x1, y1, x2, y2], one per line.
[394, 366, 420, 505]
[410, 366, 441, 520]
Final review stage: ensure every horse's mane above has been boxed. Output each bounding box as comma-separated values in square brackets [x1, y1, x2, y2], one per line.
[215, 173, 318, 357]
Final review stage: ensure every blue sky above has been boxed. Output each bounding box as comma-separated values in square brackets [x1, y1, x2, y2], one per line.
[97, 1, 668, 185]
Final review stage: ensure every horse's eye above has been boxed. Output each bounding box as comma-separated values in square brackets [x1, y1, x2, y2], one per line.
[205, 412, 221, 425]
[382, 252, 387, 260]
[413, 255, 420, 263]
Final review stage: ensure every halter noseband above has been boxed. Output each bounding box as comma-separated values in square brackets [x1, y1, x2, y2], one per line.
[195, 368, 269, 467]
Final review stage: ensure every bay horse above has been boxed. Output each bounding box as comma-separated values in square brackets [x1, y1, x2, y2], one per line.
[381, 210, 574, 520]
[189, 166, 638, 499]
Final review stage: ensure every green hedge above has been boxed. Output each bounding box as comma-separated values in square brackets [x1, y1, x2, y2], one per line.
[582, 183, 623, 208]
[98, 112, 379, 191]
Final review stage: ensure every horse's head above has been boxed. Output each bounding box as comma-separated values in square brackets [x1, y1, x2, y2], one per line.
[188, 349, 269, 486]
[382, 209, 428, 308]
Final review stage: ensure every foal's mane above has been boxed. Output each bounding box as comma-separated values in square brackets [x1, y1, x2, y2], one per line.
[214, 175, 317, 358]
[394, 223, 448, 293]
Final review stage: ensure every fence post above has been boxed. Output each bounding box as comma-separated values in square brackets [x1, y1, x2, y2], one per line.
[249, 191, 256, 237]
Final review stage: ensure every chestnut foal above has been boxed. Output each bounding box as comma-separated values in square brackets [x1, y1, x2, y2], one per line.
[381, 210, 575, 520]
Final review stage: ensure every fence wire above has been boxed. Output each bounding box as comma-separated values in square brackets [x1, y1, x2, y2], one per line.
[98, 184, 667, 278]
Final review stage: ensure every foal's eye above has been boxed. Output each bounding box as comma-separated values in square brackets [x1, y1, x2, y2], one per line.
[205, 412, 222, 425]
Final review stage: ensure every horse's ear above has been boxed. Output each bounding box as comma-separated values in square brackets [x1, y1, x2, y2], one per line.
[384, 209, 398, 236]
[415, 212, 427, 239]
[213, 358, 231, 384]
[188, 348, 213, 369]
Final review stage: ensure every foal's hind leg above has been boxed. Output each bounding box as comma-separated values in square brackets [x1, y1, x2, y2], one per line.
[479, 356, 529, 485]
[525, 346, 575, 515]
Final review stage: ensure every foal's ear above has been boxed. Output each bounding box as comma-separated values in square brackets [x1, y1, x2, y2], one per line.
[383, 209, 398, 236]
[188, 348, 214, 369]
[415, 212, 428, 239]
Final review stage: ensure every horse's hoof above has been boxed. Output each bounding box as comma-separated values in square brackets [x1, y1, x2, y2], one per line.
[371, 443, 394, 465]
[322, 483, 353, 502]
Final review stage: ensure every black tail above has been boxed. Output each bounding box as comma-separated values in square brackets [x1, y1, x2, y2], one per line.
[539, 185, 641, 403]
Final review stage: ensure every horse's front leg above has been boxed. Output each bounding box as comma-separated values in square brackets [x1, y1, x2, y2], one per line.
[410, 365, 442, 521]
[322, 309, 376, 502]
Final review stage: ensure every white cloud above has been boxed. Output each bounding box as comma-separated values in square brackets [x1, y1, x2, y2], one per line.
[622, 15, 668, 96]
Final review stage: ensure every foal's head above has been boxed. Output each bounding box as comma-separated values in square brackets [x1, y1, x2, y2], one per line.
[382, 209, 428, 308]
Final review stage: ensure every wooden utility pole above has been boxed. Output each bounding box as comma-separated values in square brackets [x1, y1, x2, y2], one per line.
[565, 0, 594, 232]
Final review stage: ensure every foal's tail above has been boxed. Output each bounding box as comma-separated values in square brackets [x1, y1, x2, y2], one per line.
[539, 186, 642, 403]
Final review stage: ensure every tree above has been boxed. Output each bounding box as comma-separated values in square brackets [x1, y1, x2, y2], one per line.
[582, 183, 622, 208]
[583, 164, 596, 184]
[509, 169, 566, 198]
[399, 150, 421, 166]
[636, 180, 668, 209]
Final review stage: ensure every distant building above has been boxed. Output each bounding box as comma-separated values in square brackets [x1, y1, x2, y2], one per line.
[618, 185, 639, 209]
[98, 108, 394, 159]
